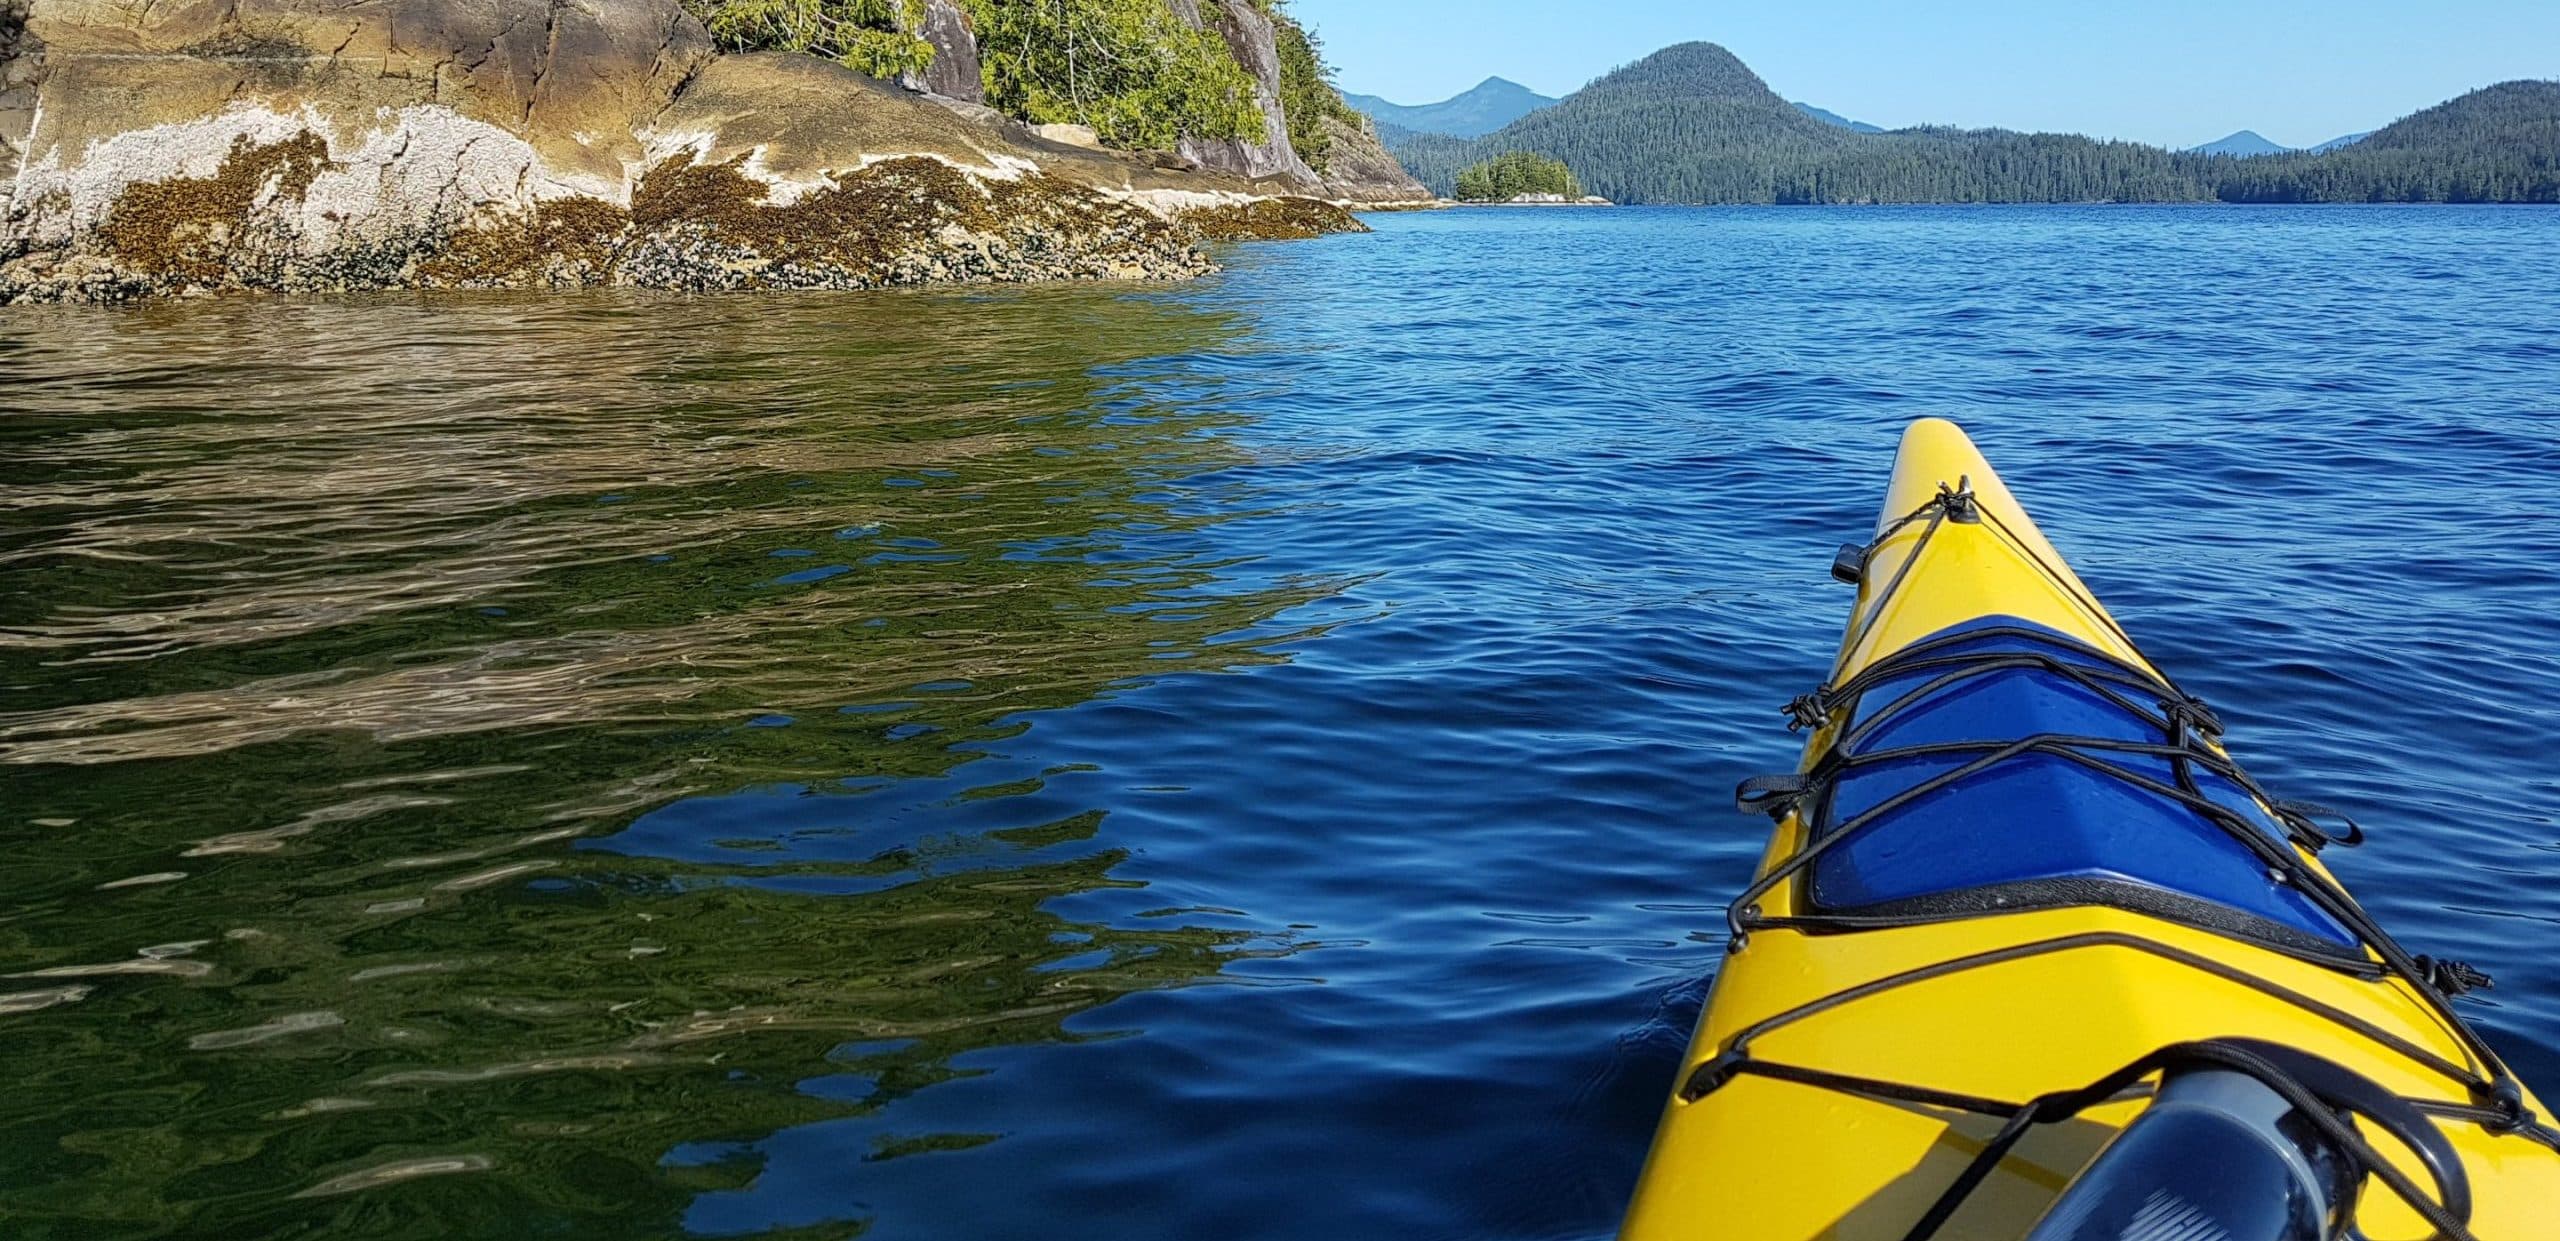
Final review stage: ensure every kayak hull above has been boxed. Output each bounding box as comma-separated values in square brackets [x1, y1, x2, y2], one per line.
[1621, 419, 2558, 1239]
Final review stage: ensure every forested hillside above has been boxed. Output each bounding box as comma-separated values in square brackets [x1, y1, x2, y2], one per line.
[1390, 43, 2560, 205]
[2217, 82, 2560, 202]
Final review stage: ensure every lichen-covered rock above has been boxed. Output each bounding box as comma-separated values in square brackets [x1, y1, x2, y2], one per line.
[1032, 122, 1105, 149]
[13, 0, 713, 204]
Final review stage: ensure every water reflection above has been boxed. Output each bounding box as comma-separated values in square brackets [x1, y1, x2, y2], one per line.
[0, 286, 1332, 1236]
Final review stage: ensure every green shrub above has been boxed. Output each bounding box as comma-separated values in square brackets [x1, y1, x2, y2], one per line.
[684, 0, 1273, 153]
[962, 0, 1267, 150]
[686, 0, 937, 80]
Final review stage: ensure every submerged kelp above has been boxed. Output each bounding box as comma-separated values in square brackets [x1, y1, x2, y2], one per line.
[0, 285, 1344, 1236]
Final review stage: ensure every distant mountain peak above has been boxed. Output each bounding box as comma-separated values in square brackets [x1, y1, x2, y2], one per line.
[1648, 41, 1750, 68]
[2189, 129, 2292, 157]
[1343, 76, 1560, 140]
[1585, 41, 1787, 106]
[1795, 102, 1883, 133]
[1631, 42, 1753, 78]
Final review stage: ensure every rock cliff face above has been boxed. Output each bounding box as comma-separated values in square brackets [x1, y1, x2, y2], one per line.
[0, 0, 1375, 303]
[1160, 0, 1428, 204]
[9, 0, 711, 230]
[895, 0, 982, 104]
[1170, 0, 1315, 188]
[1319, 114, 1431, 204]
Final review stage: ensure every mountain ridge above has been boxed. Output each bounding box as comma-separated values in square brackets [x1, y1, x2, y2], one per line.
[2192, 129, 2376, 157]
[2191, 130, 2290, 157]
[1342, 76, 1558, 139]
[1384, 42, 2560, 205]
[1794, 102, 1883, 133]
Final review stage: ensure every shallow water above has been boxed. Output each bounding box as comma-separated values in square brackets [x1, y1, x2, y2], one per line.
[3, 205, 2557, 1239]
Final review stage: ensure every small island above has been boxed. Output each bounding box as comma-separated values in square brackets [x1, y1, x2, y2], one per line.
[1452, 151, 1611, 205]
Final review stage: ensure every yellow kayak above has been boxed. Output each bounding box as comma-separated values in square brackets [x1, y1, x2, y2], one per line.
[1622, 419, 2560, 1240]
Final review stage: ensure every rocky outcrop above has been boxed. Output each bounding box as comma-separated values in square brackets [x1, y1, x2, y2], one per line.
[1318, 114, 1431, 205]
[5, 0, 713, 244]
[895, 0, 981, 105]
[1171, 0, 1318, 189]
[0, 0, 1371, 303]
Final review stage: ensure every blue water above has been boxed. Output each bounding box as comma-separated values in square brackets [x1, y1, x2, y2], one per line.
[2, 205, 2557, 1238]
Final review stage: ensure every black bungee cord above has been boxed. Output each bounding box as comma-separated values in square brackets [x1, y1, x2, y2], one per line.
[1681, 480, 2559, 1241]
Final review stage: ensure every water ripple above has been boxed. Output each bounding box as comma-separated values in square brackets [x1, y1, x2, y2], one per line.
[2, 207, 2557, 1238]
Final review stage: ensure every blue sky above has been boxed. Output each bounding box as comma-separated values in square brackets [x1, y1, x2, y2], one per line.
[1290, 0, 2560, 149]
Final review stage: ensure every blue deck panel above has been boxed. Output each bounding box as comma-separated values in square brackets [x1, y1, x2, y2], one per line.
[1804, 618, 2358, 947]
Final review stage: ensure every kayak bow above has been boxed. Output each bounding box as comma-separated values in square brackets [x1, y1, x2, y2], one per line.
[1622, 419, 2559, 1240]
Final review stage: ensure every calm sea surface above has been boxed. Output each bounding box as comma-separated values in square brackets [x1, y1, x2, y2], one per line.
[4, 206, 2558, 1238]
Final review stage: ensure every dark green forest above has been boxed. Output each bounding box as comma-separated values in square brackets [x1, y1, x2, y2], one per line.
[2213, 80, 2560, 202]
[1389, 43, 2560, 205]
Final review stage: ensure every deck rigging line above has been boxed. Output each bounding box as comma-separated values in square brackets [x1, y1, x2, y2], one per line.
[1688, 482, 2557, 1240]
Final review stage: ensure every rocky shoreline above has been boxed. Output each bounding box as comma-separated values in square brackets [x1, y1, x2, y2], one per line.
[0, 0, 1425, 306]
[0, 142, 1369, 305]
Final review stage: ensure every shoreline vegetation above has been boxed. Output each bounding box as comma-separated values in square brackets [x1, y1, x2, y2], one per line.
[1385, 43, 2560, 207]
[0, 0, 1430, 305]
